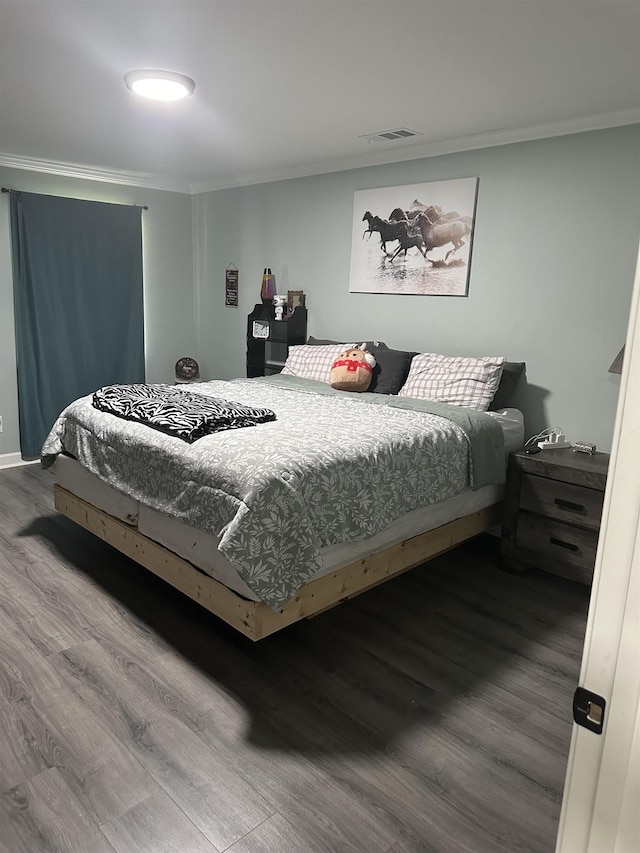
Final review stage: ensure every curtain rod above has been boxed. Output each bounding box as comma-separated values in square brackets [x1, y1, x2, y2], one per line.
[1, 187, 148, 210]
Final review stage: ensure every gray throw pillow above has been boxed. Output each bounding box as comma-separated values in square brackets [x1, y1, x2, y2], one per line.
[368, 347, 417, 395]
[489, 362, 526, 410]
[307, 336, 388, 350]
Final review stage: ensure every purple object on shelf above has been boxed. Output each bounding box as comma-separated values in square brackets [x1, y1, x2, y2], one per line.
[261, 267, 275, 300]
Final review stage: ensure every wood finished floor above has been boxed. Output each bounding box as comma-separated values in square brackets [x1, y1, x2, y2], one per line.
[0, 464, 590, 853]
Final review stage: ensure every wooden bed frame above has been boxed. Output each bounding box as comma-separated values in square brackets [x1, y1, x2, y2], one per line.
[54, 484, 502, 641]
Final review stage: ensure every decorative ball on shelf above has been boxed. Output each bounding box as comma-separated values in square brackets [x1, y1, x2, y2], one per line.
[175, 356, 200, 382]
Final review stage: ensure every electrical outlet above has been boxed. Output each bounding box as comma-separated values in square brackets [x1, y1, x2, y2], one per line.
[0, 415, 3, 433]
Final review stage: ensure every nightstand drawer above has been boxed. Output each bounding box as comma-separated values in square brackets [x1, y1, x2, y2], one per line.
[516, 513, 599, 571]
[520, 473, 604, 531]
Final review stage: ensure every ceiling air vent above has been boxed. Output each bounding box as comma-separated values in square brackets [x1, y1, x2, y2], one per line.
[360, 128, 423, 143]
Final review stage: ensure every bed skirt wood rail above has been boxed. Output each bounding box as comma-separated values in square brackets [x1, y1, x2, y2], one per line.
[54, 484, 503, 641]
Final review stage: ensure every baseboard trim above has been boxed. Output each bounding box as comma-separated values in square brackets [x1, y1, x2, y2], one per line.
[0, 452, 39, 470]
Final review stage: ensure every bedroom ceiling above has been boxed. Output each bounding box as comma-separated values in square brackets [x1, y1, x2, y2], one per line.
[1, 0, 639, 194]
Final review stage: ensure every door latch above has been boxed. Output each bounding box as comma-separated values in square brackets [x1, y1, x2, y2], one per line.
[573, 687, 606, 734]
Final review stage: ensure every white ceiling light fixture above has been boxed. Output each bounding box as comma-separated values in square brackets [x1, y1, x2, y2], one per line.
[124, 69, 195, 102]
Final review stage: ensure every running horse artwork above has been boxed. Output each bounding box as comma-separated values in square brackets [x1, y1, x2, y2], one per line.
[415, 206, 474, 263]
[349, 176, 478, 296]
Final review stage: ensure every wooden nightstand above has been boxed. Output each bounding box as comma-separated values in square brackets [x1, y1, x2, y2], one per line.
[501, 447, 609, 585]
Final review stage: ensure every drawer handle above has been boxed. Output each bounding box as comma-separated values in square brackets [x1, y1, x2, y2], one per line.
[550, 536, 579, 552]
[554, 498, 585, 514]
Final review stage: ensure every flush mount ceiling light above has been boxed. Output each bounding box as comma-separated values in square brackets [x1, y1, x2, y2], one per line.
[124, 69, 195, 101]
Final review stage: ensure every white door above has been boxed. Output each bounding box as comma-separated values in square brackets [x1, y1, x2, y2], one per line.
[556, 243, 640, 852]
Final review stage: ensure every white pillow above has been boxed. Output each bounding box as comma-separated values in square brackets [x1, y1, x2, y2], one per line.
[398, 353, 506, 411]
[281, 344, 347, 384]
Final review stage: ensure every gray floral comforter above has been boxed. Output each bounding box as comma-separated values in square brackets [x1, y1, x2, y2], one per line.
[42, 376, 505, 610]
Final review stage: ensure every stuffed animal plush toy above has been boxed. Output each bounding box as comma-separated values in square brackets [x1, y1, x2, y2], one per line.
[330, 343, 376, 392]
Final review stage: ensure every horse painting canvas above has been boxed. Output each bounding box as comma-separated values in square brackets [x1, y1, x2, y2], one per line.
[349, 177, 478, 296]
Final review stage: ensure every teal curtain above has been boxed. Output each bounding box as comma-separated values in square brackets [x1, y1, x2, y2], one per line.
[9, 191, 144, 458]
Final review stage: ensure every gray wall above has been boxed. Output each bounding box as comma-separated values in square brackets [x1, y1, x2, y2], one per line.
[0, 168, 195, 456]
[1, 125, 638, 458]
[194, 125, 640, 452]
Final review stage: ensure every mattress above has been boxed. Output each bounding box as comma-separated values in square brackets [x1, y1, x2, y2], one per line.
[54, 408, 523, 602]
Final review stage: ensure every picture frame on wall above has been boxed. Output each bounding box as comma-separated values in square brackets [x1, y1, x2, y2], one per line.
[348, 177, 478, 296]
[225, 265, 239, 307]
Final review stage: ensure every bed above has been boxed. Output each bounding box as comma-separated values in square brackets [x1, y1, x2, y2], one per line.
[42, 347, 525, 640]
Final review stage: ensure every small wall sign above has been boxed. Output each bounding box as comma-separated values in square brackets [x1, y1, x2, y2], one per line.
[225, 265, 239, 307]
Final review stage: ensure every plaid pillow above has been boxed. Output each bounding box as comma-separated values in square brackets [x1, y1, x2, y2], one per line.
[281, 344, 347, 383]
[398, 353, 506, 411]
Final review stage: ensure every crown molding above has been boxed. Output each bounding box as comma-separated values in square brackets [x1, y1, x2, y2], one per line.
[0, 153, 191, 194]
[189, 108, 640, 194]
[2, 108, 639, 196]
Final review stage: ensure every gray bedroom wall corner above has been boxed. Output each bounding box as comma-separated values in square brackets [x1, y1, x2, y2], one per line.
[193, 124, 640, 453]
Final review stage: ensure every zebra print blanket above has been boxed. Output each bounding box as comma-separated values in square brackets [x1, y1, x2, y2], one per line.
[92, 384, 276, 443]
